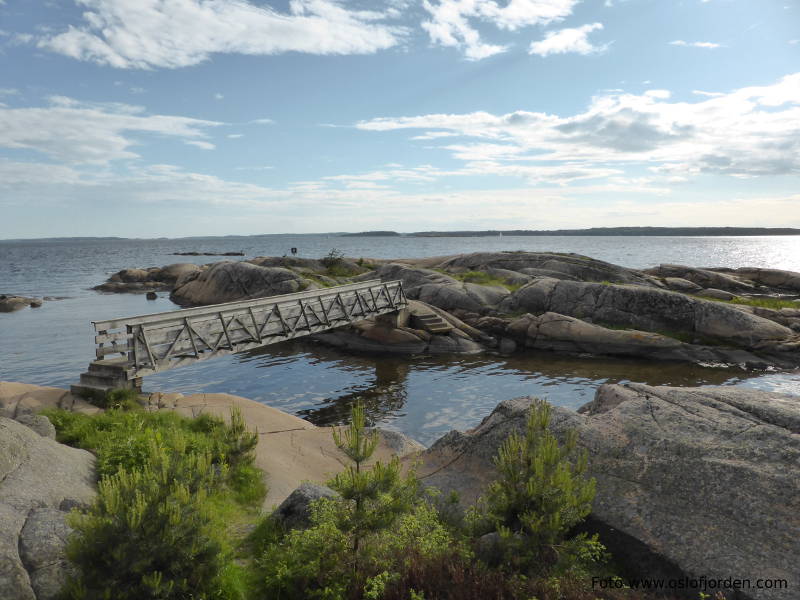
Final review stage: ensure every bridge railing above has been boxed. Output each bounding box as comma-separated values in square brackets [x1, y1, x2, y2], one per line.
[92, 279, 407, 379]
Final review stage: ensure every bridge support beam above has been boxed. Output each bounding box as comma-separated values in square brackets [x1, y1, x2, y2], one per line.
[375, 308, 410, 329]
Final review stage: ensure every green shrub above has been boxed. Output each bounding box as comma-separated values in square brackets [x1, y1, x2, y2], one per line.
[47, 405, 264, 600]
[255, 403, 456, 599]
[321, 247, 345, 270]
[42, 406, 260, 498]
[61, 438, 225, 600]
[477, 398, 601, 576]
[100, 387, 141, 410]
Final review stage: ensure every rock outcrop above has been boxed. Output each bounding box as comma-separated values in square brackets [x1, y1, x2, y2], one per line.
[94, 263, 202, 293]
[0, 418, 96, 600]
[0, 296, 42, 312]
[314, 299, 491, 354]
[502, 278, 796, 352]
[170, 261, 311, 306]
[645, 264, 756, 293]
[417, 384, 800, 600]
[90, 252, 800, 365]
[377, 263, 509, 314]
[505, 311, 772, 367]
[436, 251, 656, 286]
[272, 483, 339, 530]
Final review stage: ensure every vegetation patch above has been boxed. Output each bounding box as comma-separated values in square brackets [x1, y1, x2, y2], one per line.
[729, 296, 799, 310]
[43, 401, 263, 600]
[44, 396, 693, 599]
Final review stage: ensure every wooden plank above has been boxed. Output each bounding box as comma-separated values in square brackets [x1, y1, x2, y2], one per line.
[93, 280, 387, 330]
[95, 331, 132, 344]
[96, 345, 128, 358]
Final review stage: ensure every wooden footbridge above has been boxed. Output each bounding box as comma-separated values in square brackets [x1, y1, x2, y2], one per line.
[72, 280, 407, 398]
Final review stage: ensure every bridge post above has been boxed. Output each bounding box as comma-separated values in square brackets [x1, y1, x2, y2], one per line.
[375, 308, 410, 329]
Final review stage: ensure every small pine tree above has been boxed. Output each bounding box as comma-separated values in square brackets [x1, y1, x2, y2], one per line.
[330, 402, 418, 575]
[481, 398, 601, 575]
[62, 434, 225, 600]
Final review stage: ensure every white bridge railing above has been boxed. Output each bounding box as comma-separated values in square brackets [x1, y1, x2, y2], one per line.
[92, 280, 407, 379]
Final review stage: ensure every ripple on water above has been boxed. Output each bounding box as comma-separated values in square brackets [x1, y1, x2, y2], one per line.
[2, 236, 800, 445]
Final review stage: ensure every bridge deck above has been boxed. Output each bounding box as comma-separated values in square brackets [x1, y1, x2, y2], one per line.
[88, 279, 407, 381]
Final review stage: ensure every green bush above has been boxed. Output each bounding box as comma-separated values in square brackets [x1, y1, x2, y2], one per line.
[477, 398, 602, 576]
[46, 405, 264, 600]
[61, 437, 225, 600]
[42, 406, 260, 497]
[255, 403, 456, 599]
[321, 247, 346, 270]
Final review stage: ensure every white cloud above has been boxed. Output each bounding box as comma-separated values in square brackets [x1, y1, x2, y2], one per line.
[214, 93, 224, 100]
[37, 0, 404, 69]
[669, 40, 721, 49]
[422, 0, 580, 60]
[692, 89, 724, 97]
[529, 23, 606, 56]
[0, 97, 219, 164]
[0, 88, 19, 96]
[7, 159, 798, 233]
[228, 134, 244, 139]
[252, 118, 275, 125]
[186, 140, 215, 150]
[356, 72, 800, 180]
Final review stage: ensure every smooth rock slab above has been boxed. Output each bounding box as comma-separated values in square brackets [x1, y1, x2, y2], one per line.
[0, 417, 95, 600]
[416, 385, 800, 600]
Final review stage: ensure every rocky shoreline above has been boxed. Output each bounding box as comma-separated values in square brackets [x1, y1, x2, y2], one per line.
[2, 380, 798, 600]
[90, 251, 800, 369]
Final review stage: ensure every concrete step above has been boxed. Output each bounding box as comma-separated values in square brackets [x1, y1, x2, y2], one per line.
[79, 373, 127, 388]
[427, 326, 452, 334]
[70, 383, 111, 403]
[88, 359, 129, 377]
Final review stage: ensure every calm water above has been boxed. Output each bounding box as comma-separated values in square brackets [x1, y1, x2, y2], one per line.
[2, 235, 799, 445]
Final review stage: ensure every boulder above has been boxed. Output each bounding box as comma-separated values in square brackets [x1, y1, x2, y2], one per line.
[696, 288, 737, 301]
[416, 385, 800, 600]
[272, 483, 339, 530]
[0, 296, 35, 312]
[94, 263, 202, 294]
[377, 263, 510, 314]
[19, 508, 77, 600]
[663, 277, 702, 293]
[726, 267, 800, 292]
[170, 261, 311, 306]
[505, 312, 772, 367]
[370, 428, 425, 456]
[151, 263, 201, 284]
[484, 267, 533, 287]
[0, 417, 96, 600]
[503, 278, 795, 352]
[13, 414, 56, 439]
[645, 264, 755, 293]
[434, 252, 655, 286]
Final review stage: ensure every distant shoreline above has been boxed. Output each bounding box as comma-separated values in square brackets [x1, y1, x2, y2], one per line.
[344, 227, 800, 238]
[3, 226, 800, 242]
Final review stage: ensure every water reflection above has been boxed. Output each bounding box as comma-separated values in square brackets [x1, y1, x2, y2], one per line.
[150, 339, 797, 447]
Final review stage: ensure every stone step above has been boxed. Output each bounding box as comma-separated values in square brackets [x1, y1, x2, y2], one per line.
[87, 359, 129, 377]
[70, 383, 111, 403]
[426, 326, 452, 334]
[79, 372, 127, 388]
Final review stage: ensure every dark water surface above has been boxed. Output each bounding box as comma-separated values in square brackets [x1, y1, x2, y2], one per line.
[2, 235, 799, 445]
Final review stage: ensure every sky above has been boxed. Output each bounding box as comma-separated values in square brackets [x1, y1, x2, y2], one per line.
[0, 0, 799, 238]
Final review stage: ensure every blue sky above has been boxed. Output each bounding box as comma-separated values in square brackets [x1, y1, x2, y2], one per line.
[0, 0, 798, 238]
